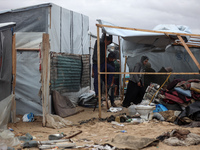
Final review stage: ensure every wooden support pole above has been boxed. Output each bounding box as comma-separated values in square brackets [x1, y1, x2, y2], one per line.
[96, 24, 200, 37]
[12, 34, 16, 94]
[177, 35, 200, 71]
[99, 72, 200, 75]
[11, 34, 16, 123]
[97, 27, 102, 118]
[118, 36, 122, 96]
[41, 33, 50, 126]
[16, 48, 40, 51]
[105, 35, 109, 109]
[121, 56, 127, 101]
[105, 36, 109, 109]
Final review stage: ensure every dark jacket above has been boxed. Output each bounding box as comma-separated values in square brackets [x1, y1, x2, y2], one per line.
[92, 35, 106, 64]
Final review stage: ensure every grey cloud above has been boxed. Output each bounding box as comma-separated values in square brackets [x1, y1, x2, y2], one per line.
[0, 0, 199, 34]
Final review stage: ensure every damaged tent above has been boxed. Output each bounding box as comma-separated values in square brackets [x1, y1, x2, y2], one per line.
[97, 20, 200, 80]
[95, 20, 200, 117]
[0, 3, 90, 121]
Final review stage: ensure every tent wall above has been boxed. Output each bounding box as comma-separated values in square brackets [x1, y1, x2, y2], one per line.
[0, 4, 90, 115]
[0, 28, 13, 101]
[0, 5, 49, 32]
[127, 45, 200, 81]
[15, 51, 42, 115]
[49, 3, 89, 54]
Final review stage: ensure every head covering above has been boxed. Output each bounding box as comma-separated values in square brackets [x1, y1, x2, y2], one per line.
[140, 56, 149, 63]
[165, 67, 173, 72]
[146, 62, 151, 68]
[108, 51, 116, 59]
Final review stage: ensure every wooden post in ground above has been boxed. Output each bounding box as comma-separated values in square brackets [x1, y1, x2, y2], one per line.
[104, 35, 109, 109]
[121, 56, 127, 101]
[41, 33, 50, 126]
[11, 34, 16, 123]
[118, 36, 122, 97]
[97, 27, 102, 118]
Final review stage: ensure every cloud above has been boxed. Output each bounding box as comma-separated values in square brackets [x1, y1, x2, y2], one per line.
[0, 0, 199, 34]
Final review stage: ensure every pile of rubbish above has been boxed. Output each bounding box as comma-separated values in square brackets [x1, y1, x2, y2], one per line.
[141, 79, 200, 126]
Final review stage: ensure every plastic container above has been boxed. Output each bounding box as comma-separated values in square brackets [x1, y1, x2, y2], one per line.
[48, 134, 65, 140]
[115, 116, 120, 123]
[18, 133, 33, 141]
[128, 104, 136, 116]
[22, 141, 38, 148]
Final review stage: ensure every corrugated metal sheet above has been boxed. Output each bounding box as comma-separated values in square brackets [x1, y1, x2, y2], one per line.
[81, 54, 90, 87]
[50, 53, 82, 93]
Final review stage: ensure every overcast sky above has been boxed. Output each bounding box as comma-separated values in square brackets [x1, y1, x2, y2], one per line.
[0, 0, 199, 36]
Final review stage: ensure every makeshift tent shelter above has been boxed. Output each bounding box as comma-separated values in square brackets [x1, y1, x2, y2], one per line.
[0, 22, 16, 129]
[95, 20, 200, 117]
[0, 3, 90, 121]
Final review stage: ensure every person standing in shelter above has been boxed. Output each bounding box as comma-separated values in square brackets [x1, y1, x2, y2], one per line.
[101, 51, 116, 107]
[92, 33, 115, 103]
[122, 56, 149, 107]
[144, 62, 156, 90]
[114, 58, 120, 97]
[156, 66, 173, 88]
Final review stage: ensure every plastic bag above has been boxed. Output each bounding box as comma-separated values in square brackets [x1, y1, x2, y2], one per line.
[46, 114, 73, 129]
[22, 113, 34, 122]
[0, 129, 20, 147]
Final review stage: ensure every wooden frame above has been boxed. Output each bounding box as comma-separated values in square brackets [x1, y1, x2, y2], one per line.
[41, 33, 50, 126]
[96, 24, 200, 118]
[11, 34, 16, 123]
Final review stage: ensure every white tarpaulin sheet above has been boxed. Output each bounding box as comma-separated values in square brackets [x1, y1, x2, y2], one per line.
[16, 32, 43, 49]
[15, 51, 42, 115]
[0, 94, 13, 129]
[49, 3, 89, 54]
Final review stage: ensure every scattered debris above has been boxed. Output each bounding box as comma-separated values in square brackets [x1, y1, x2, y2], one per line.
[157, 129, 200, 146]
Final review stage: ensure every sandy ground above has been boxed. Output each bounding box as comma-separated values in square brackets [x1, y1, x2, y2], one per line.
[8, 100, 200, 150]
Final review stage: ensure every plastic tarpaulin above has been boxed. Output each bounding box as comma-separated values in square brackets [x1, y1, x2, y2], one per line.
[16, 32, 43, 49]
[15, 51, 42, 115]
[126, 45, 200, 80]
[49, 3, 89, 54]
[0, 94, 13, 129]
[0, 4, 48, 32]
[0, 23, 14, 101]
[97, 20, 191, 57]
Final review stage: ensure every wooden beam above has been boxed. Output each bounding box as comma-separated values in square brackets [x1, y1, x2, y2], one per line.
[96, 24, 200, 37]
[12, 34, 16, 94]
[118, 36, 122, 96]
[11, 95, 16, 123]
[104, 35, 109, 109]
[97, 27, 101, 118]
[41, 33, 50, 126]
[49, 7, 51, 29]
[16, 48, 40, 51]
[177, 35, 200, 71]
[121, 56, 127, 101]
[11, 34, 16, 123]
[99, 72, 200, 75]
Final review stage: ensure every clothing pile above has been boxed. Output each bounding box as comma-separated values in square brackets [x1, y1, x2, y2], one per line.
[144, 79, 200, 126]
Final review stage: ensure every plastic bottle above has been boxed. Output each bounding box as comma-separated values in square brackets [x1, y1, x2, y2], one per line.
[18, 133, 33, 142]
[26, 133, 33, 140]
